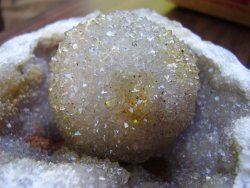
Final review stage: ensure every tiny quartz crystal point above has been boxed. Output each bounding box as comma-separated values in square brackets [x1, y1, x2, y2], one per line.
[49, 11, 200, 162]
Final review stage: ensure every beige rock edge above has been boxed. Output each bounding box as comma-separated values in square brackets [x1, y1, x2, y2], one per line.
[0, 9, 249, 187]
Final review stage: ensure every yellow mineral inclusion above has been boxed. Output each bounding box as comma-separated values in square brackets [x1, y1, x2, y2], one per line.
[133, 119, 139, 125]
[105, 100, 111, 107]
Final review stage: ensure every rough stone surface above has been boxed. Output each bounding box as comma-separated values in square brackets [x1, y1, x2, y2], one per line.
[0, 57, 53, 136]
[0, 9, 249, 188]
[0, 12, 100, 137]
[167, 59, 249, 187]
[136, 9, 250, 187]
[0, 149, 129, 188]
[233, 117, 250, 188]
[49, 11, 200, 163]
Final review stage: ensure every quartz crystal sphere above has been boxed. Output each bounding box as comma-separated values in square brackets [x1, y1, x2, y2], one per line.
[49, 11, 200, 162]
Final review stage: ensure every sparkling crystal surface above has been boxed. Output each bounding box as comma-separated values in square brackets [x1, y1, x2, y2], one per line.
[0, 149, 129, 188]
[0, 57, 53, 136]
[0, 9, 249, 188]
[167, 60, 250, 187]
[49, 11, 200, 162]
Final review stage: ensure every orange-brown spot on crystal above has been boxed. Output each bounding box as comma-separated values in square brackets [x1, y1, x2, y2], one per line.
[24, 135, 50, 150]
[24, 135, 64, 152]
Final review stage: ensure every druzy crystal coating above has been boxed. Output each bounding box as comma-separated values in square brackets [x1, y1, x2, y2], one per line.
[1, 9, 250, 187]
[49, 11, 200, 162]
[0, 58, 52, 136]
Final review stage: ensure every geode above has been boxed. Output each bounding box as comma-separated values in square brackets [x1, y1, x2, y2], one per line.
[49, 11, 200, 163]
[0, 9, 249, 188]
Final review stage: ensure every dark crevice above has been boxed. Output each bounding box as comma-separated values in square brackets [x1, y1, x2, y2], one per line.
[33, 37, 63, 63]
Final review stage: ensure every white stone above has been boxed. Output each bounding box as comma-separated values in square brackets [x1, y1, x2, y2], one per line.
[0, 9, 249, 188]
